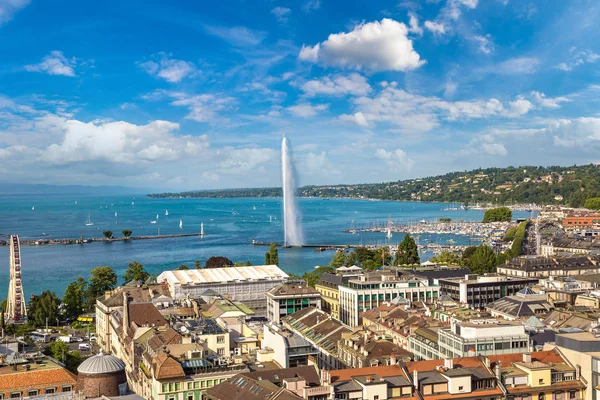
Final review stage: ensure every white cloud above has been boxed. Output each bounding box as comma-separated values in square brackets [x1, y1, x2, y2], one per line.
[25, 51, 76, 77]
[555, 49, 600, 71]
[473, 34, 494, 54]
[339, 111, 369, 127]
[530, 91, 571, 109]
[302, 0, 320, 12]
[218, 148, 277, 173]
[490, 57, 540, 74]
[407, 12, 423, 36]
[300, 73, 372, 97]
[146, 90, 236, 123]
[287, 102, 329, 118]
[505, 98, 534, 117]
[481, 141, 508, 156]
[138, 53, 197, 83]
[0, 0, 30, 26]
[424, 20, 446, 35]
[375, 148, 414, 170]
[271, 6, 291, 23]
[204, 25, 267, 47]
[550, 118, 600, 148]
[298, 18, 425, 72]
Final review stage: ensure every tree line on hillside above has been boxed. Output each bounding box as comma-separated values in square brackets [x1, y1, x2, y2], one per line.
[148, 164, 600, 207]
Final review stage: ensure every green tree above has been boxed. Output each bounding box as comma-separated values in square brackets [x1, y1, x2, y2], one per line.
[329, 251, 347, 268]
[482, 207, 512, 222]
[28, 290, 61, 327]
[62, 277, 87, 320]
[584, 197, 600, 210]
[265, 252, 271, 265]
[176, 265, 189, 270]
[205, 256, 233, 268]
[45, 340, 70, 361]
[430, 251, 460, 265]
[470, 245, 498, 275]
[86, 266, 117, 309]
[395, 235, 420, 266]
[269, 242, 279, 266]
[459, 246, 478, 270]
[503, 226, 517, 242]
[122, 229, 132, 238]
[195, 260, 201, 269]
[234, 260, 252, 266]
[302, 266, 335, 287]
[102, 230, 113, 239]
[123, 261, 149, 284]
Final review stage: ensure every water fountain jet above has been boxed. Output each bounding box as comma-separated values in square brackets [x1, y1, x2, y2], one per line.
[281, 137, 303, 246]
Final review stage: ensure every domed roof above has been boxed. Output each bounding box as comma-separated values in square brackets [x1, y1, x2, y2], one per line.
[77, 351, 125, 374]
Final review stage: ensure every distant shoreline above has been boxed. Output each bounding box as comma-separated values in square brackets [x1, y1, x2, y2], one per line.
[0, 233, 203, 247]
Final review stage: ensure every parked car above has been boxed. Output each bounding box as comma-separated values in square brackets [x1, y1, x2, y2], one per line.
[78, 343, 91, 351]
[89, 336, 97, 342]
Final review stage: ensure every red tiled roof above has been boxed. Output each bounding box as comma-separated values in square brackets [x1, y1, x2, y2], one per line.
[329, 364, 406, 382]
[0, 367, 76, 391]
[488, 350, 564, 367]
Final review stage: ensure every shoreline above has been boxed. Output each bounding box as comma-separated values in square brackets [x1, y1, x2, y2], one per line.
[0, 233, 203, 247]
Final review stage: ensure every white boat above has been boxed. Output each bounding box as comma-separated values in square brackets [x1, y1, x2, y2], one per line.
[150, 220, 157, 224]
[32, 206, 35, 211]
[269, 216, 272, 222]
[86, 214, 94, 226]
[253, 205, 256, 210]
[165, 210, 169, 216]
[200, 222, 205, 236]
[114, 212, 117, 218]
[131, 202, 134, 206]
[156, 214, 159, 220]
[179, 219, 183, 228]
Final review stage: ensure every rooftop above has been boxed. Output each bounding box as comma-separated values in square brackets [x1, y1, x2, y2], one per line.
[500, 255, 600, 272]
[0, 357, 76, 391]
[157, 265, 289, 286]
[266, 283, 320, 298]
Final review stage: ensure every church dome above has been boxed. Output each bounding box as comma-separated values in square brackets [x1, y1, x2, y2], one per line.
[77, 351, 126, 375]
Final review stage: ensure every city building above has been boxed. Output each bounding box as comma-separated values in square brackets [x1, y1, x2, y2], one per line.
[338, 271, 440, 327]
[437, 319, 530, 359]
[497, 256, 600, 278]
[438, 273, 538, 309]
[337, 327, 412, 368]
[0, 354, 77, 399]
[409, 326, 441, 361]
[315, 273, 347, 321]
[77, 351, 128, 398]
[282, 307, 351, 370]
[206, 374, 302, 400]
[562, 213, 600, 229]
[536, 276, 597, 305]
[486, 289, 554, 320]
[554, 330, 600, 400]
[262, 323, 319, 368]
[157, 265, 289, 316]
[541, 238, 600, 256]
[266, 283, 321, 324]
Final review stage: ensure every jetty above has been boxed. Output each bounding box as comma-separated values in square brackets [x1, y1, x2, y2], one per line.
[0, 233, 203, 247]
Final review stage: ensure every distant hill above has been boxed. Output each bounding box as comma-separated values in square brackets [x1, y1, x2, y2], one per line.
[148, 164, 600, 207]
[1, 182, 148, 195]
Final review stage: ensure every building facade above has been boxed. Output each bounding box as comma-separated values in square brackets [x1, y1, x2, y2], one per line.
[266, 283, 321, 324]
[438, 274, 539, 309]
[497, 256, 600, 278]
[338, 272, 439, 327]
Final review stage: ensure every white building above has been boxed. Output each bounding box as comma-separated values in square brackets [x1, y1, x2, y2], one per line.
[338, 271, 440, 327]
[157, 265, 288, 316]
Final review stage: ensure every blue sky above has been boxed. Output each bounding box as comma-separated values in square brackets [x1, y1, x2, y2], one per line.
[1, 0, 600, 190]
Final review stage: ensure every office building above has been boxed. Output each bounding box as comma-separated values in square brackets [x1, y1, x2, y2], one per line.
[266, 283, 321, 324]
[486, 288, 554, 320]
[497, 256, 600, 278]
[438, 273, 538, 309]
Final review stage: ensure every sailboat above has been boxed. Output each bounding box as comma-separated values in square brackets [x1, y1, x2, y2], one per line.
[386, 216, 393, 239]
[200, 223, 205, 237]
[150, 220, 157, 224]
[131, 201, 134, 206]
[179, 219, 183, 228]
[165, 210, 169, 216]
[31, 206, 35, 211]
[156, 214, 159, 220]
[114, 212, 118, 218]
[253, 205, 256, 210]
[86, 214, 94, 226]
[269, 216, 272, 223]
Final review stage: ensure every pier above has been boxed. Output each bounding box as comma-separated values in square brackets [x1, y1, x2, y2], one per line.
[0, 233, 203, 247]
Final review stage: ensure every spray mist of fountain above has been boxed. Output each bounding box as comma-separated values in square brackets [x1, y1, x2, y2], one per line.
[281, 136, 303, 246]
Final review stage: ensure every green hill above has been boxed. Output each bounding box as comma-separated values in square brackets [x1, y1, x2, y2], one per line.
[149, 164, 600, 207]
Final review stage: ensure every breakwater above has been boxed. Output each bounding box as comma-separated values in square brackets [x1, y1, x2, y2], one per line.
[0, 233, 203, 247]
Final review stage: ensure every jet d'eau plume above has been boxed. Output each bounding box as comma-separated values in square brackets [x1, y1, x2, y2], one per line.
[281, 137, 303, 247]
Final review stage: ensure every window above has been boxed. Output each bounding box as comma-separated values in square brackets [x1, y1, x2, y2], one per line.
[218, 348, 225, 355]
[374, 396, 379, 400]
[187, 395, 194, 400]
[459, 387, 464, 391]
[570, 392, 577, 399]
[539, 394, 545, 400]
[162, 384, 169, 393]
[62, 386, 72, 392]
[45, 388, 55, 394]
[217, 336, 225, 344]
[175, 383, 181, 391]
[539, 379, 544, 385]
[28, 390, 38, 396]
[194, 382, 200, 389]
[10, 393, 21, 399]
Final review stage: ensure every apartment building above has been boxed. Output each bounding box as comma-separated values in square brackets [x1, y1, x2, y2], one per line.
[497, 256, 600, 278]
[338, 271, 439, 326]
[266, 282, 321, 324]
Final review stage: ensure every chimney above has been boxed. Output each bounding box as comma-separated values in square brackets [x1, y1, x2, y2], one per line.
[413, 370, 418, 389]
[390, 355, 397, 365]
[366, 376, 373, 383]
[484, 357, 490, 368]
[122, 291, 130, 334]
[576, 365, 581, 380]
[495, 361, 502, 382]
[522, 352, 532, 363]
[444, 358, 453, 369]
